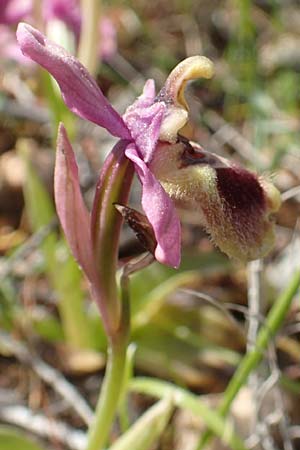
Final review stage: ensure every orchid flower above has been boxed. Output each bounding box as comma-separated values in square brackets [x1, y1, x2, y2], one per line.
[17, 22, 185, 268]
[16, 22, 283, 450]
[17, 22, 281, 298]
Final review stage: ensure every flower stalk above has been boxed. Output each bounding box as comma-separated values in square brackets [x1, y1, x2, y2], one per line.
[86, 227, 155, 450]
[85, 146, 135, 450]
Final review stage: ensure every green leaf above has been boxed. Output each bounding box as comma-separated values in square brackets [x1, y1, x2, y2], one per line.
[130, 377, 247, 450]
[109, 397, 173, 450]
[31, 311, 64, 342]
[0, 277, 19, 329]
[132, 270, 199, 330]
[129, 252, 228, 316]
[0, 426, 45, 450]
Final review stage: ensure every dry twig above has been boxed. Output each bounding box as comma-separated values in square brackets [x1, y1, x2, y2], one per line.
[0, 332, 93, 425]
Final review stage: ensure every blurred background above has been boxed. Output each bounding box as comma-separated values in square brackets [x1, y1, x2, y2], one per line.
[0, 1, 300, 449]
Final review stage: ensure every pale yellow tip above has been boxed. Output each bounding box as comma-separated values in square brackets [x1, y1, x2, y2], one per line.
[169, 56, 215, 109]
[159, 56, 215, 141]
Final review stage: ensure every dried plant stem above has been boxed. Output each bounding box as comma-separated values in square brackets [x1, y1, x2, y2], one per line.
[247, 260, 262, 353]
[196, 269, 300, 450]
[0, 404, 86, 450]
[0, 332, 93, 425]
[247, 260, 277, 450]
[247, 260, 263, 441]
[78, 0, 101, 76]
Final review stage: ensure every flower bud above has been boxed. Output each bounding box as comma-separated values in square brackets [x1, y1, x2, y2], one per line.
[150, 139, 281, 261]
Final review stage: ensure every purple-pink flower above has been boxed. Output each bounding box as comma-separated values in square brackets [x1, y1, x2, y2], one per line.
[17, 22, 182, 268]
[16, 22, 281, 277]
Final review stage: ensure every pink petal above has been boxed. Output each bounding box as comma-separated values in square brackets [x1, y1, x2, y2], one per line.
[123, 80, 166, 163]
[17, 23, 131, 139]
[55, 123, 96, 281]
[125, 144, 181, 268]
[129, 79, 156, 108]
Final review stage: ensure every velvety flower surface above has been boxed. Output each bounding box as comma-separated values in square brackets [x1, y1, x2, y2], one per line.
[149, 139, 281, 261]
[17, 22, 182, 268]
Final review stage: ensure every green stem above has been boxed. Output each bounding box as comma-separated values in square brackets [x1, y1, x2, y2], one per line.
[86, 339, 127, 450]
[118, 343, 137, 433]
[196, 270, 300, 450]
[85, 245, 132, 450]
